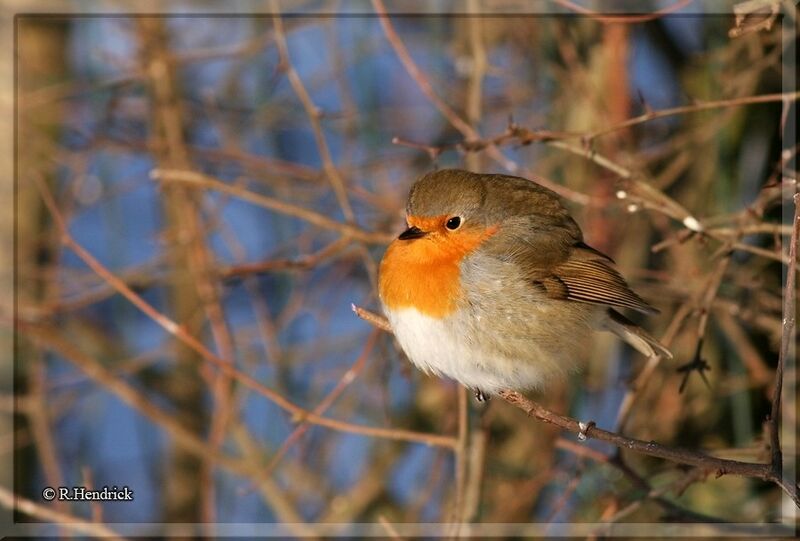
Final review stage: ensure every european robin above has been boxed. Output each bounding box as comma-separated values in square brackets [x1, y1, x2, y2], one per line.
[378, 169, 671, 400]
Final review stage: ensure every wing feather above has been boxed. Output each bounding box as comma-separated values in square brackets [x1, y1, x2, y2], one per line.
[533, 244, 657, 314]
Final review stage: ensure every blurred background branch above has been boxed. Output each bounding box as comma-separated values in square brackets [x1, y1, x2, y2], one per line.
[5, 1, 797, 535]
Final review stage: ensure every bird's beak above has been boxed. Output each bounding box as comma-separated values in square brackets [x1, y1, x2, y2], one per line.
[398, 225, 428, 240]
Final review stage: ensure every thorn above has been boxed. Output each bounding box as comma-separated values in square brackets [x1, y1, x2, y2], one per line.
[683, 91, 701, 106]
[577, 421, 595, 441]
[637, 89, 653, 114]
[677, 338, 712, 393]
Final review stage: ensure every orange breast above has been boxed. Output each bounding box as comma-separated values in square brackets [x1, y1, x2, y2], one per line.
[379, 222, 497, 318]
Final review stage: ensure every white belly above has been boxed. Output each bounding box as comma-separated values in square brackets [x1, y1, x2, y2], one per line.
[385, 307, 550, 393]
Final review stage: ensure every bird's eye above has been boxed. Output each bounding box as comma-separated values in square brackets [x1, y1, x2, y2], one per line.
[445, 216, 462, 230]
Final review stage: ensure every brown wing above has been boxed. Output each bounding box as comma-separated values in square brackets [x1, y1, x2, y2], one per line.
[471, 174, 655, 313]
[535, 243, 657, 314]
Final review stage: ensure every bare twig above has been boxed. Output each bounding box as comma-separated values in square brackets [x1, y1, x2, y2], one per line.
[378, 515, 405, 540]
[462, 413, 489, 523]
[498, 390, 799, 506]
[271, 1, 380, 289]
[151, 168, 392, 245]
[551, 0, 695, 24]
[587, 91, 799, 140]
[32, 174, 455, 449]
[452, 385, 470, 534]
[0, 485, 127, 540]
[393, 90, 800, 169]
[729, 0, 781, 37]
[769, 191, 799, 477]
[372, 0, 473, 136]
[464, 0, 487, 172]
[349, 299, 798, 506]
[220, 237, 352, 278]
[352, 304, 393, 333]
[372, 0, 593, 205]
[261, 329, 380, 476]
[271, 0, 355, 221]
[555, 439, 731, 524]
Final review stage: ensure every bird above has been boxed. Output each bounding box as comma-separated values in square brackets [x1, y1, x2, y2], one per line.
[378, 169, 671, 401]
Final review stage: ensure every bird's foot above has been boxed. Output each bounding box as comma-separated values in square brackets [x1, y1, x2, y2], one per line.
[474, 388, 490, 402]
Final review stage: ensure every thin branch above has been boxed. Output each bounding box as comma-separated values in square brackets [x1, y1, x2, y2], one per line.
[551, 0, 695, 24]
[528, 437, 730, 523]
[19, 321, 252, 477]
[498, 390, 799, 507]
[271, 0, 355, 222]
[378, 515, 405, 540]
[220, 237, 352, 278]
[31, 174, 455, 450]
[462, 411, 489, 522]
[587, 91, 799, 140]
[452, 385, 470, 532]
[0, 485, 128, 540]
[349, 300, 799, 506]
[395, 90, 800, 160]
[352, 304, 393, 333]
[730, 240, 793, 266]
[151, 168, 393, 245]
[261, 329, 380, 476]
[372, 0, 473, 136]
[271, 1, 381, 290]
[769, 191, 799, 476]
[464, 0, 487, 172]
[372, 0, 593, 205]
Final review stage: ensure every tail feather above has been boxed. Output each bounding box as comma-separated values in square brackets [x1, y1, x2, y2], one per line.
[604, 309, 673, 359]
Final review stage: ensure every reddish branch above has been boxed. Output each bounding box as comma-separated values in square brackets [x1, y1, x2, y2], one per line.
[372, 0, 594, 206]
[498, 390, 796, 505]
[392, 91, 800, 153]
[353, 305, 800, 507]
[31, 174, 455, 450]
[0, 485, 127, 540]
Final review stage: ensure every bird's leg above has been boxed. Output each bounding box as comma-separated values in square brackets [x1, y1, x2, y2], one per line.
[473, 388, 490, 402]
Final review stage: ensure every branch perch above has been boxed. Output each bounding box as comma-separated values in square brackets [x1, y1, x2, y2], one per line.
[352, 305, 800, 507]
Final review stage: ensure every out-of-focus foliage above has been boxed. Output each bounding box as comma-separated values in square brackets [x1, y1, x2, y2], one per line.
[10, 3, 796, 536]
